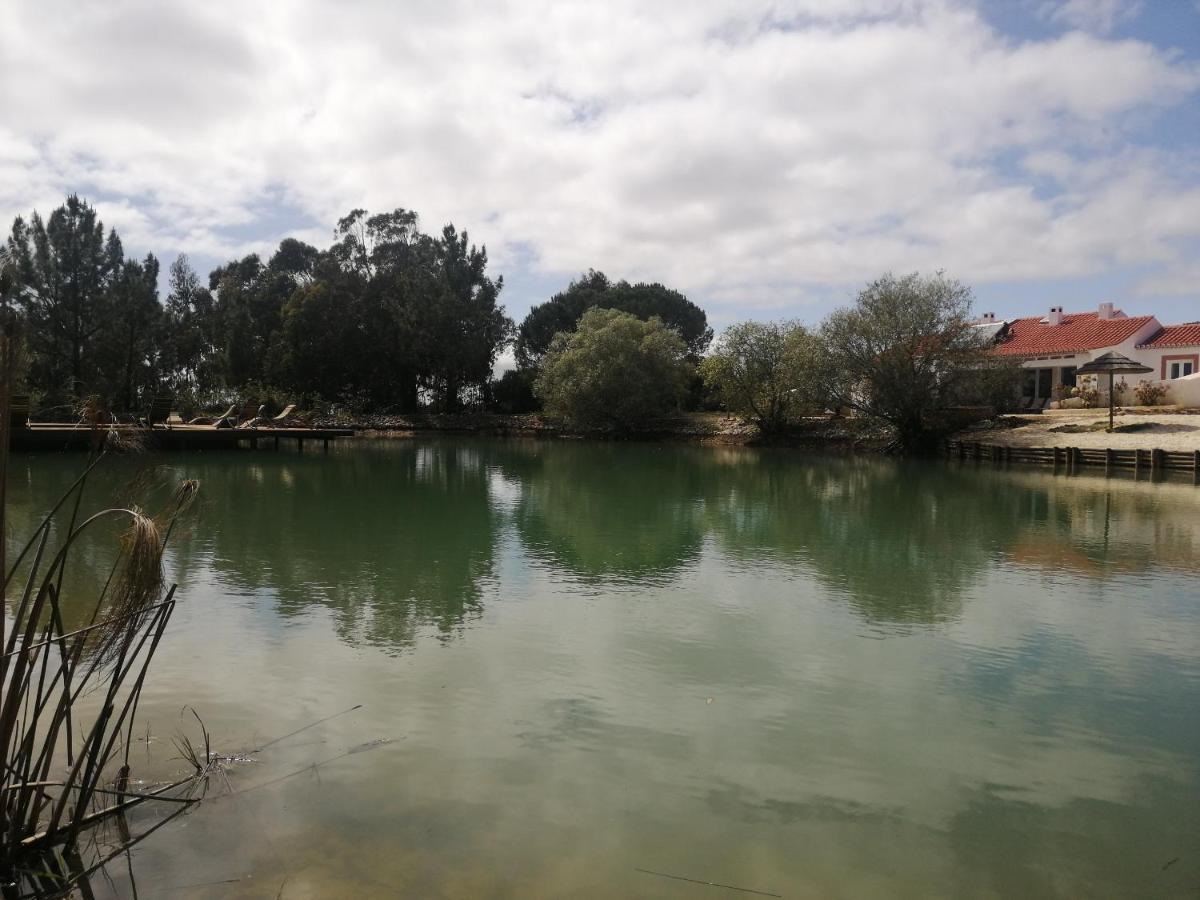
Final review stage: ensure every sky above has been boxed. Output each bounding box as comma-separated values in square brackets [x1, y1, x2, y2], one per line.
[2, 0, 1199, 337]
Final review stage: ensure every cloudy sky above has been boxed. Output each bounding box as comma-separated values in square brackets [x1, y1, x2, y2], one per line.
[2, 0, 1198, 332]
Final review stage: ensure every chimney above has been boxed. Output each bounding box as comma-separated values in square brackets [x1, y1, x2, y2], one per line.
[1098, 301, 1114, 320]
[1047, 306, 1064, 326]
[979, 311, 996, 324]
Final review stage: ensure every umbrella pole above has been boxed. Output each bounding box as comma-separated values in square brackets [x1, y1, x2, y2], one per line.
[1109, 371, 1114, 432]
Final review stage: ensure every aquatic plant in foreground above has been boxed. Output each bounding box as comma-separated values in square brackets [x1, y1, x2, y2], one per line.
[0, 442, 200, 897]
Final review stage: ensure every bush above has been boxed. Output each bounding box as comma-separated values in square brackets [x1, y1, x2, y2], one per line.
[1133, 380, 1168, 406]
[700, 320, 827, 434]
[533, 308, 691, 429]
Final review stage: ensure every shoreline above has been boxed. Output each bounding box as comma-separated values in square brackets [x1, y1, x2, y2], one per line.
[313, 411, 895, 453]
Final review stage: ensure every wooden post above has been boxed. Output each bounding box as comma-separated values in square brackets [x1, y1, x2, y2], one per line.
[1151, 448, 1163, 474]
[1105, 448, 1113, 476]
[1134, 448, 1142, 478]
[323, 438, 330, 453]
[1194, 449, 1199, 485]
[250, 435, 257, 450]
[297, 438, 304, 453]
[274, 436, 280, 450]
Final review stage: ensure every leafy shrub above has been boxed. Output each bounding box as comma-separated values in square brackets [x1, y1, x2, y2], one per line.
[1133, 380, 1168, 406]
[700, 320, 827, 434]
[534, 308, 691, 429]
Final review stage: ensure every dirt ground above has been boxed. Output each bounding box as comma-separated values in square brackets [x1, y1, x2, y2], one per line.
[967, 410, 1200, 450]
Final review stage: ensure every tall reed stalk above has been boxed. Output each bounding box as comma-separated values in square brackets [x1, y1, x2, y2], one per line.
[2, 256, 201, 894]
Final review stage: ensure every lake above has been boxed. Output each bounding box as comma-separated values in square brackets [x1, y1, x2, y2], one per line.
[5, 438, 1200, 898]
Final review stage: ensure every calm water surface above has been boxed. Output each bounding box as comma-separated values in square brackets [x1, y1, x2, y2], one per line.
[6, 439, 1200, 898]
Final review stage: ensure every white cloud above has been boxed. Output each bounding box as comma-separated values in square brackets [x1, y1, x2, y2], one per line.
[1, 0, 1198, 321]
[1036, 0, 1144, 35]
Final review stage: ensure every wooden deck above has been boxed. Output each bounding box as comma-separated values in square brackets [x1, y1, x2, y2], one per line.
[946, 439, 1200, 482]
[9, 423, 355, 452]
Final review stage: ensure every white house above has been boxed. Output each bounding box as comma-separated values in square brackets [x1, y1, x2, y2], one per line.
[986, 303, 1162, 405]
[1134, 323, 1200, 381]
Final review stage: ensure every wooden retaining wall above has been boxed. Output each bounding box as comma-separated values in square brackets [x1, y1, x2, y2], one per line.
[944, 440, 1200, 483]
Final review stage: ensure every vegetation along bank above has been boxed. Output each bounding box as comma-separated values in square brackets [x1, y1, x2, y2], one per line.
[8, 193, 1192, 458]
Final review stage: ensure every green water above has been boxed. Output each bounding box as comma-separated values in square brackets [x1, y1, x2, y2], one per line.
[6, 439, 1200, 898]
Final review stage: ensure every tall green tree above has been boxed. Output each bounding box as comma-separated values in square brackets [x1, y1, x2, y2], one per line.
[534, 308, 691, 429]
[97, 254, 163, 410]
[515, 271, 711, 369]
[162, 254, 219, 397]
[419, 225, 511, 410]
[7, 196, 123, 401]
[268, 210, 513, 411]
[700, 321, 827, 435]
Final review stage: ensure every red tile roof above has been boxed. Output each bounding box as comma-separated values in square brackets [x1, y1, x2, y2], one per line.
[1137, 323, 1200, 349]
[992, 312, 1155, 357]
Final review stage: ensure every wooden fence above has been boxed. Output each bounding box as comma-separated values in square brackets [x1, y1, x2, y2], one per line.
[944, 440, 1200, 483]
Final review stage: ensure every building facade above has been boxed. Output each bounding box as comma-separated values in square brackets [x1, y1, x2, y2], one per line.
[982, 303, 1200, 405]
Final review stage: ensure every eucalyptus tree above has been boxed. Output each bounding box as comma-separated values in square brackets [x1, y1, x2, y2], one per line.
[162, 255, 220, 396]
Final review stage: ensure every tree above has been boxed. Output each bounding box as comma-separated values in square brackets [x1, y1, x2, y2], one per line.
[700, 321, 827, 435]
[515, 271, 711, 369]
[533, 308, 691, 429]
[96, 254, 163, 410]
[491, 369, 538, 413]
[7, 196, 123, 401]
[265, 211, 513, 412]
[821, 272, 1009, 454]
[162, 255, 219, 398]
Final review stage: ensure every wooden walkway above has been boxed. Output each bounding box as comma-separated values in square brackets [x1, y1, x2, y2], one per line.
[945, 439, 1200, 482]
[10, 424, 354, 452]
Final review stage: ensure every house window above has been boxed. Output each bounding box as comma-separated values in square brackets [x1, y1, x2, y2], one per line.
[1169, 361, 1194, 379]
[1060, 366, 1077, 388]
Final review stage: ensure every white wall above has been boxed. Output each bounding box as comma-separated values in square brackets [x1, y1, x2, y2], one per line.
[1129, 346, 1200, 381]
[1158, 372, 1200, 408]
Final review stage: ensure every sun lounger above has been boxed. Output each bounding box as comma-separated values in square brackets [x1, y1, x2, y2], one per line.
[237, 403, 269, 429]
[271, 404, 302, 426]
[189, 403, 236, 426]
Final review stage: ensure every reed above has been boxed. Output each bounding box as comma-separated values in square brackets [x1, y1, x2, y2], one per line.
[1, 365, 201, 896]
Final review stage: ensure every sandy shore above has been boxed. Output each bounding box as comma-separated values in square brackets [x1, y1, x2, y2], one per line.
[968, 410, 1200, 451]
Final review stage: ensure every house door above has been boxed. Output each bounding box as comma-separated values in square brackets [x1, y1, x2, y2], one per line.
[1037, 368, 1053, 401]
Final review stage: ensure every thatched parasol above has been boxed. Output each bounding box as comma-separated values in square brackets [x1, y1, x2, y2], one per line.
[1075, 351, 1153, 432]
